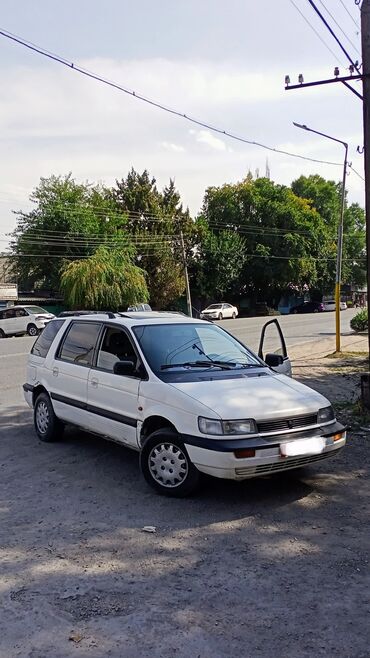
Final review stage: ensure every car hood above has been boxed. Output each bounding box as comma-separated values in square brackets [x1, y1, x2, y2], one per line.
[201, 309, 220, 313]
[169, 372, 329, 420]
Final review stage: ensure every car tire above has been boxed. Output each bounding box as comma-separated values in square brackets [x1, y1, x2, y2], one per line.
[313, 309, 318, 313]
[34, 392, 64, 442]
[293, 309, 298, 314]
[140, 428, 200, 497]
[218, 313, 223, 320]
[27, 323, 38, 336]
[0, 329, 5, 338]
[232, 312, 236, 319]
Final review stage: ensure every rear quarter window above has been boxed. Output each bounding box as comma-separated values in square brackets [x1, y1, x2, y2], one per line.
[31, 320, 65, 358]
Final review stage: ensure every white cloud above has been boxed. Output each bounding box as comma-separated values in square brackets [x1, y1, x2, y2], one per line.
[192, 129, 226, 151]
[160, 141, 185, 152]
[0, 55, 364, 244]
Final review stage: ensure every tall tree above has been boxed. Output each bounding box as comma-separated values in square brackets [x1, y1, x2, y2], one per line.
[111, 169, 192, 307]
[10, 174, 127, 290]
[199, 175, 328, 301]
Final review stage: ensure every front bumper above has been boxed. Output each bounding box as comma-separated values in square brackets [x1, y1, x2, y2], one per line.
[183, 422, 346, 480]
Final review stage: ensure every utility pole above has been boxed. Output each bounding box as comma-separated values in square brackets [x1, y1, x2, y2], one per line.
[179, 230, 192, 317]
[362, 0, 370, 361]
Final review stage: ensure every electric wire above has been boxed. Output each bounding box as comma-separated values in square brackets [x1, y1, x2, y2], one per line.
[1, 251, 363, 261]
[317, 0, 361, 55]
[338, 0, 360, 28]
[306, 0, 362, 72]
[288, 0, 348, 65]
[0, 28, 343, 168]
[348, 162, 365, 180]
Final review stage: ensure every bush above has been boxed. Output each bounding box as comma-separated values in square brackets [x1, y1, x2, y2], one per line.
[350, 309, 368, 332]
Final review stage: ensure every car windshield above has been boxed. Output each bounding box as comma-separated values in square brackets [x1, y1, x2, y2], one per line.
[205, 304, 223, 310]
[132, 323, 262, 373]
[24, 306, 48, 314]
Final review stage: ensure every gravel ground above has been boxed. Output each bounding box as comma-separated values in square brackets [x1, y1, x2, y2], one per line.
[0, 342, 370, 657]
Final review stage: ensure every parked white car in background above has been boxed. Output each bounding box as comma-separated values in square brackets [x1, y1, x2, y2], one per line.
[23, 312, 346, 497]
[0, 305, 55, 337]
[200, 303, 238, 320]
[323, 300, 347, 312]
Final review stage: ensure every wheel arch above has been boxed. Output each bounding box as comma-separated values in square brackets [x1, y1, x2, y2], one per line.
[140, 415, 178, 446]
[32, 384, 49, 407]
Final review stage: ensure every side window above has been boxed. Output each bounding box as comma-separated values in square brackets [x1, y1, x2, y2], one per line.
[4, 309, 15, 319]
[31, 320, 65, 358]
[96, 326, 137, 372]
[15, 308, 28, 317]
[58, 322, 102, 366]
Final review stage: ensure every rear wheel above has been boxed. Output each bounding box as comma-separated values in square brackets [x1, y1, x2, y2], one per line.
[34, 392, 64, 442]
[140, 428, 200, 497]
[27, 323, 38, 336]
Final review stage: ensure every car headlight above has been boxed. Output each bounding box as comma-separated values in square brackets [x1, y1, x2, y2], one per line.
[198, 417, 257, 435]
[317, 406, 335, 423]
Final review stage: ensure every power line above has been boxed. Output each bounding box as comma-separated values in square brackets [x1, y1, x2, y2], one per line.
[306, 0, 362, 72]
[338, 0, 360, 29]
[2, 250, 364, 261]
[0, 28, 343, 168]
[317, 0, 361, 55]
[348, 162, 365, 180]
[289, 0, 348, 65]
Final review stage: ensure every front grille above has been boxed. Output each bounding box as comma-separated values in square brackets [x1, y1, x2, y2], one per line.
[235, 449, 341, 478]
[257, 413, 317, 434]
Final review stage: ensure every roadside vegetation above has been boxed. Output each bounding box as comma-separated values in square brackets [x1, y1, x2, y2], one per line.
[350, 309, 368, 332]
[9, 170, 366, 310]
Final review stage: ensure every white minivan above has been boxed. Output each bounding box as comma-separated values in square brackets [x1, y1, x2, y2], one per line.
[23, 312, 346, 497]
[0, 305, 55, 337]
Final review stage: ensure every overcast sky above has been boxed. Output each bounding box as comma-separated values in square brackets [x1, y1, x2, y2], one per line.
[0, 0, 365, 247]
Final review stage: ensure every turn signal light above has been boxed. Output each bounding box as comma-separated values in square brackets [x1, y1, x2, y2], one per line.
[234, 448, 256, 459]
[333, 432, 344, 442]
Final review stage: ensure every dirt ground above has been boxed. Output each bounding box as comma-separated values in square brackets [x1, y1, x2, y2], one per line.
[1, 345, 370, 658]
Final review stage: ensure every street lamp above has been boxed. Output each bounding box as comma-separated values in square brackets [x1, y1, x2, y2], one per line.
[293, 122, 348, 353]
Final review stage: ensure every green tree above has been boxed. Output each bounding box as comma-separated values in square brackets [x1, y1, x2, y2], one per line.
[60, 247, 149, 311]
[192, 225, 246, 300]
[10, 174, 125, 290]
[292, 174, 366, 291]
[111, 169, 192, 307]
[199, 176, 328, 301]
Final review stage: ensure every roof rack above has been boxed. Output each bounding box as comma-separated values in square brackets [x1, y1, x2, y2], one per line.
[58, 310, 117, 319]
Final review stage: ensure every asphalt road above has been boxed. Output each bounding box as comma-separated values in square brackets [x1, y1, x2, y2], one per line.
[0, 310, 369, 657]
[216, 307, 358, 353]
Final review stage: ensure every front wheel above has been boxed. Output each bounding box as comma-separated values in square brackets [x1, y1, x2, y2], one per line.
[232, 312, 236, 319]
[0, 329, 5, 338]
[34, 392, 64, 442]
[27, 323, 38, 336]
[218, 313, 223, 320]
[140, 429, 200, 497]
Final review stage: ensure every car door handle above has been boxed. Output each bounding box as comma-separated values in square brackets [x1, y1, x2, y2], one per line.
[90, 378, 99, 388]
[52, 367, 59, 377]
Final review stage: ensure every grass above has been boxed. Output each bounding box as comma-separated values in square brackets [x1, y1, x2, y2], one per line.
[334, 399, 370, 428]
[326, 351, 369, 359]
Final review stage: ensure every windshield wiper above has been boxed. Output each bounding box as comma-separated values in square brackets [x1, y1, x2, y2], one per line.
[160, 360, 234, 371]
[191, 343, 262, 369]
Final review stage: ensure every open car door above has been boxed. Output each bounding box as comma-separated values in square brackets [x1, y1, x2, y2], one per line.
[258, 319, 292, 377]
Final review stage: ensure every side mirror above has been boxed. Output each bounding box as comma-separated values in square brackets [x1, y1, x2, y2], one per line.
[265, 353, 284, 367]
[113, 359, 136, 376]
